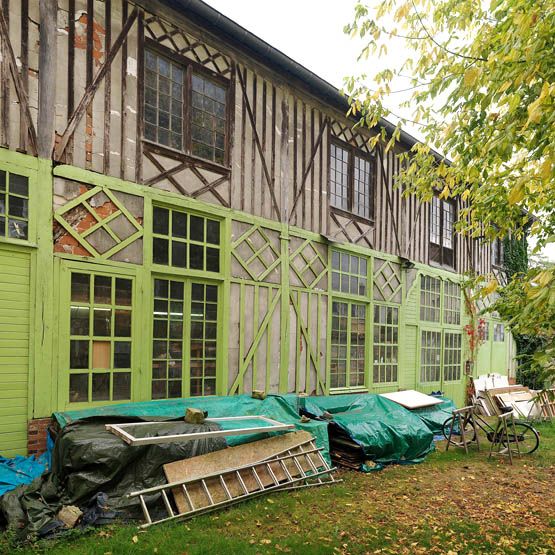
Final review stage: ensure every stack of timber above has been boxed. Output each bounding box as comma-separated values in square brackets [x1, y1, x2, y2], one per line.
[129, 431, 338, 527]
[327, 424, 369, 470]
[472, 375, 554, 420]
[536, 389, 555, 420]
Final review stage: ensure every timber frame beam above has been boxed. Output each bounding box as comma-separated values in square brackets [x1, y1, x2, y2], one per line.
[0, 5, 38, 155]
[54, 6, 140, 161]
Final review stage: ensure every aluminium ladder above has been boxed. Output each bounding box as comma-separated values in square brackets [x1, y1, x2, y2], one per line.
[128, 438, 338, 528]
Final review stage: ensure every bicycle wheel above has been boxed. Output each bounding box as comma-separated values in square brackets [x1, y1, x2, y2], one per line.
[501, 421, 540, 454]
[442, 416, 477, 447]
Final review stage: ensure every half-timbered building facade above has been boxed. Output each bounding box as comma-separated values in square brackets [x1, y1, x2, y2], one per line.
[0, 0, 514, 455]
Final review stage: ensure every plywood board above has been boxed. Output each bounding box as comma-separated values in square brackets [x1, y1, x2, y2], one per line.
[163, 431, 319, 513]
[379, 390, 443, 409]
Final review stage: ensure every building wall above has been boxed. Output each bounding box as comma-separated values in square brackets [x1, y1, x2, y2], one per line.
[0, 0, 492, 272]
[0, 1, 514, 455]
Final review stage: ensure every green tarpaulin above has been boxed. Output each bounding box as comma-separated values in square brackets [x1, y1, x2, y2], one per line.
[300, 394, 437, 467]
[54, 394, 330, 464]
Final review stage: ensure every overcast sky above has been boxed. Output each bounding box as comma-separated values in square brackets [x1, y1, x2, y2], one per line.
[204, 0, 554, 262]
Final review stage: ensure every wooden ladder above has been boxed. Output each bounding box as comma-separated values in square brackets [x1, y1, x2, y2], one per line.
[128, 439, 338, 528]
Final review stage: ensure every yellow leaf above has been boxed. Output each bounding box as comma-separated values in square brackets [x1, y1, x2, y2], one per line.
[394, 3, 410, 21]
[439, 185, 450, 199]
[536, 270, 551, 287]
[508, 182, 525, 204]
[463, 67, 481, 87]
[527, 99, 543, 124]
[540, 158, 552, 181]
[461, 189, 470, 201]
[499, 81, 511, 93]
[482, 280, 498, 296]
[132, 536, 138, 544]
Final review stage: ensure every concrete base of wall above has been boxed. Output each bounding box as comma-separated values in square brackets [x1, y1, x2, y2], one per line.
[27, 417, 53, 455]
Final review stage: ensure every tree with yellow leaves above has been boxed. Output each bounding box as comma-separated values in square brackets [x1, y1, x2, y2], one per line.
[345, 0, 554, 372]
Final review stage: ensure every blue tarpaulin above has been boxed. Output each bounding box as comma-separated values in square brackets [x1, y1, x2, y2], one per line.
[0, 452, 49, 497]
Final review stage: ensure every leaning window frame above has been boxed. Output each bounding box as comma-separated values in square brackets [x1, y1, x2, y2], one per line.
[329, 136, 376, 223]
[106, 416, 295, 446]
[141, 39, 232, 169]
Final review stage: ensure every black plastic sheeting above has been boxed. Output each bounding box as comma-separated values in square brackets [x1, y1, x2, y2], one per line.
[0, 418, 226, 541]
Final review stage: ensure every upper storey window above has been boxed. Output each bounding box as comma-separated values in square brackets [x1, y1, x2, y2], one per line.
[491, 237, 504, 268]
[329, 141, 374, 221]
[0, 170, 29, 240]
[429, 196, 455, 268]
[144, 48, 228, 166]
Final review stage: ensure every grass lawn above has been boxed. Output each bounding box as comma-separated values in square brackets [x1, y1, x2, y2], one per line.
[2, 422, 554, 555]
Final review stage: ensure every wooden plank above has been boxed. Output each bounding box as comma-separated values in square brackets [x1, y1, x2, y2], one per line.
[237, 68, 281, 220]
[54, 6, 139, 161]
[164, 431, 318, 514]
[0, 3, 38, 155]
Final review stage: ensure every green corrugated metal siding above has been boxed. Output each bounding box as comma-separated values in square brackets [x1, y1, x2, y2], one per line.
[0, 246, 31, 456]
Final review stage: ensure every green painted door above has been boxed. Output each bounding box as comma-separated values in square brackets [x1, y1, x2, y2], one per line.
[0, 245, 31, 456]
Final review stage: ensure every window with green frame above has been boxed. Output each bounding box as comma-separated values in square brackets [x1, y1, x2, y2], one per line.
[420, 275, 441, 322]
[443, 281, 461, 325]
[151, 278, 218, 399]
[373, 305, 399, 383]
[69, 273, 132, 403]
[0, 169, 29, 240]
[420, 330, 462, 383]
[420, 330, 441, 383]
[330, 301, 366, 388]
[443, 332, 462, 381]
[152, 206, 221, 272]
[331, 250, 368, 296]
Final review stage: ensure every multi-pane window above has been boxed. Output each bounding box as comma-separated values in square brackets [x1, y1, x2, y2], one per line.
[152, 206, 220, 272]
[373, 305, 399, 383]
[330, 301, 366, 388]
[191, 74, 226, 164]
[329, 141, 374, 219]
[420, 275, 441, 322]
[494, 323, 505, 342]
[190, 283, 218, 396]
[151, 280, 218, 400]
[152, 279, 184, 399]
[420, 330, 441, 383]
[144, 50, 184, 150]
[0, 170, 28, 240]
[144, 48, 228, 165]
[443, 332, 462, 381]
[491, 237, 504, 267]
[443, 281, 461, 325]
[69, 273, 132, 403]
[430, 196, 455, 268]
[331, 250, 368, 296]
[330, 143, 349, 211]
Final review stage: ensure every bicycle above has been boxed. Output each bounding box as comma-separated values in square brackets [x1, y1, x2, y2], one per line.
[442, 406, 540, 454]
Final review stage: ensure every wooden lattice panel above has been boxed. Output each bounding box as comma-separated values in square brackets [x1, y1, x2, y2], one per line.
[329, 212, 374, 248]
[144, 13, 232, 77]
[142, 147, 231, 207]
[373, 259, 402, 303]
[54, 184, 143, 261]
[330, 121, 373, 155]
[289, 236, 328, 290]
[231, 222, 281, 283]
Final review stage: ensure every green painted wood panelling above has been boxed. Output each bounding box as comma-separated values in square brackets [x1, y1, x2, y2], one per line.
[0, 244, 31, 456]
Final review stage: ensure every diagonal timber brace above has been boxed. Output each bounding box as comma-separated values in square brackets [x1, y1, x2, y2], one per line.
[54, 7, 139, 161]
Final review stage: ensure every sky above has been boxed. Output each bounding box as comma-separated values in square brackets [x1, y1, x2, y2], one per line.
[203, 0, 554, 262]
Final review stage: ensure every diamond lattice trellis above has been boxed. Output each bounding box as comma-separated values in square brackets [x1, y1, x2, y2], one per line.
[232, 225, 281, 282]
[373, 259, 402, 303]
[54, 186, 143, 259]
[289, 238, 328, 290]
[144, 14, 232, 77]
